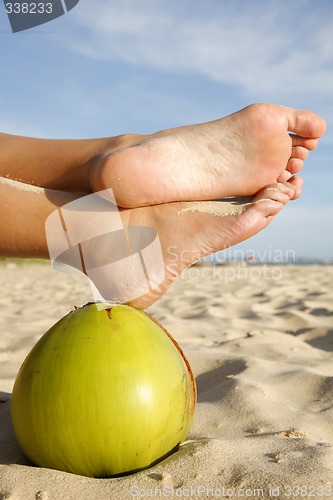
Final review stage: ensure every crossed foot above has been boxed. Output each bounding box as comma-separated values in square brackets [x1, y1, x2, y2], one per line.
[7, 103, 323, 308]
[91, 103, 326, 207]
[85, 103, 326, 307]
[115, 180, 299, 309]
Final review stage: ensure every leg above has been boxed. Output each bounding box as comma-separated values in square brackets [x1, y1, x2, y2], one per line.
[0, 132, 143, 194]
[0, 104, 325, 207]
[0, 177, 298, 309]
[0, 179, 76, 258]
[122, 179, 299, 308]
[91, 103, 325, 207]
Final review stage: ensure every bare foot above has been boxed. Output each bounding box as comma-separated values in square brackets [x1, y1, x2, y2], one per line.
[114, 179, 300, 309]
[91, 103, 325, 208]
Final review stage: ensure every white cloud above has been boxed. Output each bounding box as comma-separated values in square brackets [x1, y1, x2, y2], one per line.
[66, 0, 333, 98]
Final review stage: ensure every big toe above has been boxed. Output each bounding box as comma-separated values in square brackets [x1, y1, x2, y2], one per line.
[286, 107, 327, 139]
[236, 181, 293, 233]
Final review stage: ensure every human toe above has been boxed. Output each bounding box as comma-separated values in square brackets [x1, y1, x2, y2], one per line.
[277, 170, 293, 182]
[286, 157, 304, 174]
[286, 108, 327, 139]
[290, 146, 309, 161]
[290, 135, 319, 150]
[254, 182, 295, 204]
[287, 175, 303, 200]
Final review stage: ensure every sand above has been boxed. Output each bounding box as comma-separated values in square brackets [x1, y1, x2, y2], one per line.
[177, 198, 253, 217]
[1, 261, 333, 499]
[0, 177, 46, 194]
[177, 191, 284, 218]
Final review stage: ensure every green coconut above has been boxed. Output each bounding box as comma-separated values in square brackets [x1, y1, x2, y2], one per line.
[11, 303, 196, 477]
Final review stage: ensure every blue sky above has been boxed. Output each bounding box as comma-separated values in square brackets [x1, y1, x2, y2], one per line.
[1, 0, 332, 259]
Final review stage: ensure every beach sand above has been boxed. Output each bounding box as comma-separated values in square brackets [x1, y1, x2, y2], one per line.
[1, 261, 333, 499]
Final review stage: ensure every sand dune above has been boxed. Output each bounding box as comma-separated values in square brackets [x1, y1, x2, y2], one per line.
[1, 262, 333, 499]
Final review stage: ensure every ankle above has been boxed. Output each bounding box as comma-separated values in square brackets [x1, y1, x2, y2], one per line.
[89, 133, 149, 195]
